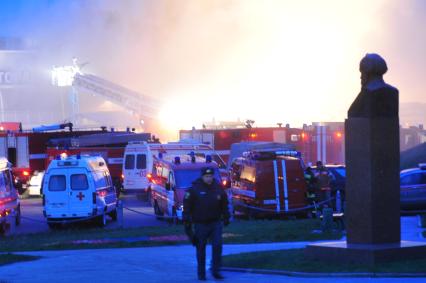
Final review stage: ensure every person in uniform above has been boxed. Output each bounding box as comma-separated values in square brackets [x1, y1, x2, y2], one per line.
[183, 167, 230, 281]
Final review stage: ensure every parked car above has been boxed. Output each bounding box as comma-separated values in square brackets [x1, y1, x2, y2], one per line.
[400, 164, 426, 211]
[149, 154, 223, 222]
[43, 155, 118, 228]
[28, 171, 45, 196]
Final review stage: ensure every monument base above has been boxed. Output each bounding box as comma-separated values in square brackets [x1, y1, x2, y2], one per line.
[305, 241, 426, 266]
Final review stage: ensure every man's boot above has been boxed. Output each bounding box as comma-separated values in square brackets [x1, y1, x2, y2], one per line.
[212, 272, 224, 280]
[198, 273, 206, 281]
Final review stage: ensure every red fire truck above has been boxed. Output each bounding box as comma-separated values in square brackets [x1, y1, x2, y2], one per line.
[0, 122, 153, 194]
[229, 149, 308, 218]
[179, 122, 345, 165]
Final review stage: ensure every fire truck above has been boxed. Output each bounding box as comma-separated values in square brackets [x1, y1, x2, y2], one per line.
[0, 122, 153, 194]
[179, 122, 345, 165]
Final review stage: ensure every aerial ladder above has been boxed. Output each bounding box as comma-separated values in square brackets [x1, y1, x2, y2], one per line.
[51, 58, 159, 126]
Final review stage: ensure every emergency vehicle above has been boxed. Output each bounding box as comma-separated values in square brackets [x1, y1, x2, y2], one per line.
[149, 154, 222, 222]
[43, 155, 118, 228]
[180, 122, 345, 165]
[0, 121, 153, 194]
[0, 123, 103, 193]
[122, 141, 226, 193]
[0, 157, 21, 236]
[230, 149, 308, 218]
[46, 147, 125, 196]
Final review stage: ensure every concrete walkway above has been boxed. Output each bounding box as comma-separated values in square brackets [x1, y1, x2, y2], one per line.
[1, 243, 426, 283]
[0, 216, 425, 283]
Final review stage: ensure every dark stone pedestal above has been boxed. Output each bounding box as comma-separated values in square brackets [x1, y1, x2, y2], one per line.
[345, 117, 400, 244]
[305, 241, 426, 266]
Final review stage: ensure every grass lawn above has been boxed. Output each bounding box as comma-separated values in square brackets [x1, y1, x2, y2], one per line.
[0, 219, 342, 252]
[0, 253, 41, 266]
[223, 249, 426, 273]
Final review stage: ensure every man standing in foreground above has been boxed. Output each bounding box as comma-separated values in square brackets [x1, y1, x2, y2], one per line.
[183, 167, 230, 281]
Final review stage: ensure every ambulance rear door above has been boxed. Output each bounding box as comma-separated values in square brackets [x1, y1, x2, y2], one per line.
[68, 168, 93, 214]
[44, 169, 70, 215]
[123, 147, 150, 190]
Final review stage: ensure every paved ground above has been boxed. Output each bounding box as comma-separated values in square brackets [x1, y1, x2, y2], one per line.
[2, 242, 426, 283]
[1, 216, 426, 282]
[16, 194, 165, 234]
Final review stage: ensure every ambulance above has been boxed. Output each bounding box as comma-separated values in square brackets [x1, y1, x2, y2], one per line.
[149, 154, 223, 222]
[122, 141, 226, 193]
[43, 155, 118, 228]
[230, 150, 308, 218]
[0, 157, 21, 236]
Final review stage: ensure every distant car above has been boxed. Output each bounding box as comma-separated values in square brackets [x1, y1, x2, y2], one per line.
[400, 164, 426, 211]
[28, 171, 44, 196]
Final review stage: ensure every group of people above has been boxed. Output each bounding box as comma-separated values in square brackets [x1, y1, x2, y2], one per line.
[304, 161, 333, 210]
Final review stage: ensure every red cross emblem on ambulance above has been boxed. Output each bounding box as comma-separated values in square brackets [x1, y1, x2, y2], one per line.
[77, 192, 85, 201]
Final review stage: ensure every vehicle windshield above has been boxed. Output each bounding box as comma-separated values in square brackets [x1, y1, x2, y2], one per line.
[174, 169, 220, 188]
[333, 168, 346, 178]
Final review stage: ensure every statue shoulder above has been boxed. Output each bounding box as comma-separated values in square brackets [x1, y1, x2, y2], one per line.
[365, 81, 398, 95]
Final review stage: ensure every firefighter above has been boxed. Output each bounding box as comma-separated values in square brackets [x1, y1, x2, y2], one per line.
[183, 167, 230, 281]
[316, 166, 332, 209]
[304, 167, 317, 195]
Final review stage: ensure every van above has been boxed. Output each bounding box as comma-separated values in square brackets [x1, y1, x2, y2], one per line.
[0, 157, 21, 236]
[230, 150, 308, 218]
[122, 141, 226, 193]
[150, 154, 223, 221]
[43, 155, 118, 228]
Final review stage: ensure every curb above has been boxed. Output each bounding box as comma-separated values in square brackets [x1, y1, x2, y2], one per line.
[221, 267, 426, 278]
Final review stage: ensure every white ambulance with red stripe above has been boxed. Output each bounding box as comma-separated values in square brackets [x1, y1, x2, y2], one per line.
[0, 157, 21, 236]
[43, 155, 118, 228]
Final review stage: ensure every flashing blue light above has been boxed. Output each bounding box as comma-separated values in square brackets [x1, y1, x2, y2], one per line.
[174, 156, 181, 164]
[76, 154, 81, 160]
[206, 155, 212, 163]
[158, 152, 163, 159]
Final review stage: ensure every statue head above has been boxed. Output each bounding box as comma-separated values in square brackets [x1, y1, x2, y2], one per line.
[359, 53, 388, 87]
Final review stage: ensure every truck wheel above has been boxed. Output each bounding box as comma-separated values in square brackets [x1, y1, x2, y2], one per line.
[109, 208, 118, 221]
[48, 222, 61, 230]
[0, 222, 5, 236]
[96, 213, 107, 227]
[15, 205, 21, 226]
[3, 219, 16, 236]
[154, 201, 163, 219]
[169, 207, 179, 225]
[147, 189, 152, 205]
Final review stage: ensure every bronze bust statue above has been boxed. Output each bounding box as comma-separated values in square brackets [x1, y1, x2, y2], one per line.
[348, 53, 399, 118]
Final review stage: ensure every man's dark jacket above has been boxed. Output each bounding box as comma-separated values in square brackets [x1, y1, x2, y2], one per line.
[183, 178, 230, 224]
